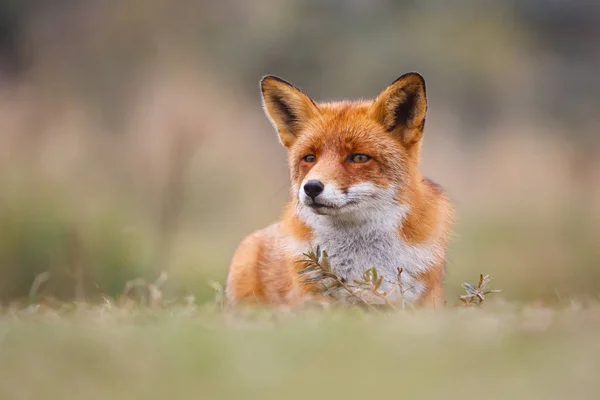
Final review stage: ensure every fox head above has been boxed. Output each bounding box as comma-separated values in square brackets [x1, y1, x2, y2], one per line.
[260, 73, 428, 224]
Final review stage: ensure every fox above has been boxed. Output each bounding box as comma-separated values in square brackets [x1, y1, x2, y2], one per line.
[225, 72, 453, 308]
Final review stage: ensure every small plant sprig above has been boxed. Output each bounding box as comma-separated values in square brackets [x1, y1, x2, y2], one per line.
[353, 267, 415, 310]
[297, 246, 379, 311]
[298, 246, 416, 311]
[459, 274, 502, 306]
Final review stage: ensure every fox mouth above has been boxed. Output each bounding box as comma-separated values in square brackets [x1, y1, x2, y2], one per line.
[307, 203, 331, 210]
[307, 200, 357, 211]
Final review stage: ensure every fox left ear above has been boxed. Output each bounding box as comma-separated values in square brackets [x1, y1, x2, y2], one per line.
[260, 75, 319, 148]
[370, 72, 427, 146]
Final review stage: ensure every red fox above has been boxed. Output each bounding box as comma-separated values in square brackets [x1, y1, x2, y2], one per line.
[226, 73, 453, 308]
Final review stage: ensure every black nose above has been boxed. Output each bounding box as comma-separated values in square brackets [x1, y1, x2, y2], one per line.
[303, 180, 324, 200]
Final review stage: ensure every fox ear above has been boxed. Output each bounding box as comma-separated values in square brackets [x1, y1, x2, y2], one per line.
[370, 72, 427, 146]
[260, 75, 318, 147]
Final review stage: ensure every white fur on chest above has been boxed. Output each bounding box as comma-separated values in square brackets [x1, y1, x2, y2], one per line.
[290, 204, 441, 303]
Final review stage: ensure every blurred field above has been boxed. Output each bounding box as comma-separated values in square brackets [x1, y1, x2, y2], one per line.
[1, 303, 600, 400]
[0, 2, 599, 398]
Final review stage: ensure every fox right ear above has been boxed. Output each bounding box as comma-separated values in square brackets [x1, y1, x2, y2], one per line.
[370, 72, 427, 147]
[260, 76, 318, 147]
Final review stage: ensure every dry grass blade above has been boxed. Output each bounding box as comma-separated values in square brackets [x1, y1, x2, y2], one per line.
[29, 271, 51, 302]
[209, 281, 224, 311]
[120, 272, 168, 308]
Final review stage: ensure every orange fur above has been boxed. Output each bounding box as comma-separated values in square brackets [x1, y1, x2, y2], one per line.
[226, 73, 453, 308]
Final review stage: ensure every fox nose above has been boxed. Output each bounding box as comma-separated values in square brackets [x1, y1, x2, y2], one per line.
[303, 180, 324, 200]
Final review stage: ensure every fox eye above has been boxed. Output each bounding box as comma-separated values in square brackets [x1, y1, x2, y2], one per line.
[302, 154, 316, 163]
[348, 153, 371, 163]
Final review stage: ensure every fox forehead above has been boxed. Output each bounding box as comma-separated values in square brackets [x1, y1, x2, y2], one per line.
[290, 102, 402, 155]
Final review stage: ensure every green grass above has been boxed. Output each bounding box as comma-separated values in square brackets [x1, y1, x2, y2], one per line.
[1, 301, 599, 400]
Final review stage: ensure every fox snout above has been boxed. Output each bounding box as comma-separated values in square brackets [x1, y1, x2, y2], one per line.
[298, 178, 343, 213]
[303, 180, 324, 201]
[298, 178, 365, 215]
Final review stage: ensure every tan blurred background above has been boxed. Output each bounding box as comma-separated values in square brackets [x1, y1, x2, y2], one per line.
[0, 0, 599, 303]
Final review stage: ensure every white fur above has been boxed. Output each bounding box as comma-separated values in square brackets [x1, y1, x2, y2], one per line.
[290, 182, 442, 304]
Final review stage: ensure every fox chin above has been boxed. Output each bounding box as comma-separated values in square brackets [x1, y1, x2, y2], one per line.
[226, 73, 453, 308]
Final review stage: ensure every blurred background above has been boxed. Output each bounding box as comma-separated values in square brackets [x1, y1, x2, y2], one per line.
[0, 0, 599, 304]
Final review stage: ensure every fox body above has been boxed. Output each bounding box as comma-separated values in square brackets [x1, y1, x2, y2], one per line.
[226, 73, 453, 307]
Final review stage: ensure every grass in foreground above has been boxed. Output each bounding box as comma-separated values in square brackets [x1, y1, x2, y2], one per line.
[1, 297, 600, 400]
